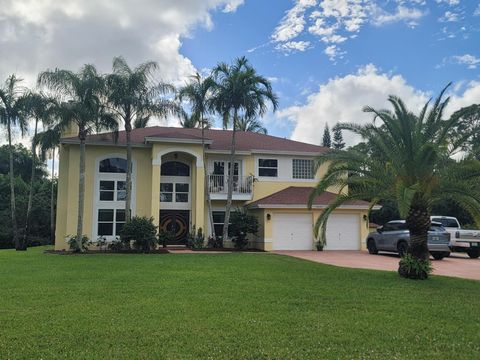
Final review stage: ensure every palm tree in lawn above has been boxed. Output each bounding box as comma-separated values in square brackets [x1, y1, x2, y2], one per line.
[22, 92, 57, 246]
[105, 56, 180, 221]
[309, 85, 480, 279]
[38, 64, 118, 251]
[236, 116, 268, 134]
[210, 57, 278, 242]
[36, 127, 61, 243]
[0, 75, 29, 250]
[177, 73, 216, 239]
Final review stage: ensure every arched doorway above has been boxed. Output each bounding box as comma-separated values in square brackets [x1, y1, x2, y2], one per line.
[159, 159, 191, 245]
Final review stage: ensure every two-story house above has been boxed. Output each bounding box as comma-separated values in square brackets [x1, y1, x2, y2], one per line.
[54, 126, 372, 251]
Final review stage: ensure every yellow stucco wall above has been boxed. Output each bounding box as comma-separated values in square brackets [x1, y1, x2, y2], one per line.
[250, 208, 369, 251]
[55, 141, 368, 251]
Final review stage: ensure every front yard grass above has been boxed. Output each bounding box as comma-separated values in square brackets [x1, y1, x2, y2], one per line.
[1, 246, 479, 359]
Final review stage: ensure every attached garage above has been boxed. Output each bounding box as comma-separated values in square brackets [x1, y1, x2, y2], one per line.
[325, 214, 360, 250]
[272, 213, 313, 250]
[248, 187, 375, 251]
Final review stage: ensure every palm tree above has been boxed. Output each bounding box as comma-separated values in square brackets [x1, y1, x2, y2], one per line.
[210, 57, 278, 241]
[0, 75, 28, 250]
[236, 116, 268, 134]
[178, 73, 216, 239]
[105, 56, 180, 221]
[36, 127, 61, 244]
[309, 85, 480, 279]
[22, 92, 57, 246]
[38, 64, 118, 251]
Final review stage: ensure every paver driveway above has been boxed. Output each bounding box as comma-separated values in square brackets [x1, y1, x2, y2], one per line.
[274, 250, 480, 281]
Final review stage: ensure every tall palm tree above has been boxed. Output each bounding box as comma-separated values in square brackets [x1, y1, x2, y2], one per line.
[36, 127, 61, 244]
[105, 56, 180, 221]
[22, 92, 57, 246]
[210, 57, 278, 241]
[0, 75, 28, 250]
[178, 73, 216, 239]
[38, 64, 118, 250]
[236, 116, 268, 134]
[309, 85, 480, 279]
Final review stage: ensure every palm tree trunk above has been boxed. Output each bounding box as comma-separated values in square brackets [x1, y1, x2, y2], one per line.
[399, 193, 431, 279]
[76, 136, 86, 251]
[125, 123, 132, 221]
[23, 117, 39, 249]
[50, 147, 56, 244]
[222, 110, 237, 244]
[7, 117, 20, 250]
[201, 116, 216, 241]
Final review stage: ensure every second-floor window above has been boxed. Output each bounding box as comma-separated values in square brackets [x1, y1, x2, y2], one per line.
[292, 159, 314, 179]
[258, 159, 278, 177]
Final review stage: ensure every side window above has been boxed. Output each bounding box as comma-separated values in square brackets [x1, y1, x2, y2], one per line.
[258, 159, 278, 177]
[292, 159, 314, 179]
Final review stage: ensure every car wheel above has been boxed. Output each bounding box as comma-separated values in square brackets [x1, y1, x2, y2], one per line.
[397, 241, 408, 257]
[467, 248, 480, 259]
[431, 252, 445, 260]
[367, 239, 378, 255]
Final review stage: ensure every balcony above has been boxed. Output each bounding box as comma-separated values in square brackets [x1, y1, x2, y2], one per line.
[207, 174, 254, 201]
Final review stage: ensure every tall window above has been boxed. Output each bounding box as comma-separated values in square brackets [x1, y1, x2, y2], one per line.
[212, 211, 231, 238]
[292, 159, 314, 179]
[96, 156, 132, 239]
[161, 161, 190, 176]
[258, 159, 278, 177]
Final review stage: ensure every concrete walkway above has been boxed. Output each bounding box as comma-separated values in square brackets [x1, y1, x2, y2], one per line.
[273, 250, 480, 281]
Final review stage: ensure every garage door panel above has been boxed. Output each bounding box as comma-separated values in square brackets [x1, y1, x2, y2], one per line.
[272, 213, 313, 250]
[325, 214, 360, 250]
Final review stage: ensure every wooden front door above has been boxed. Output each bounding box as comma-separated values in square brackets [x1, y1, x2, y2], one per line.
[160, 210, 190, 245]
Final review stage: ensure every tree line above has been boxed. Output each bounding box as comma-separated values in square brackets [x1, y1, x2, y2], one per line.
[0, 56, 277, 251]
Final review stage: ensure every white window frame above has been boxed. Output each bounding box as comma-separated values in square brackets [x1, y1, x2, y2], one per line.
[292, 159, 315, 179]
[258, 158, 278, 178]
[92, 154, 136, 241]
[159, 160, 191, 210]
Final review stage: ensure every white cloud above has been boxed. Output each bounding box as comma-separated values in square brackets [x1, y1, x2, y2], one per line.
[435, 0, 460, 6]
[272, 1, 427, 62]
[371, 5, 425, 27]
[474, 4, 480, 16]
[276, 64, 430, 146]
[271, 0, 317, 42]
[275, 41, 311, 53]
[278, 65, 480, 147]
[439, 11, 460, 22]
[0, 0, 244, 87]
[222, 0, 244, 13]
[324, 44, 346, 61]
[452, 54, 480, 69]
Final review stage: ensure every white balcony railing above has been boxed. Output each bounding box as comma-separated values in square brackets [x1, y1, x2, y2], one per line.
[207, 174, 253, 196]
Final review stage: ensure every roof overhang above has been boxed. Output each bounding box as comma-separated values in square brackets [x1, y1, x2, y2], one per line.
[60, 139, 149, 148]
[144, 136, 213, 145]
[247, 204, 382, 210]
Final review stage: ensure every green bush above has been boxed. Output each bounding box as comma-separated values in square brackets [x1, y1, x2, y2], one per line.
[120, 216, 158, 253]
[229, 209, 259, 250]
[398, 253, 432, 280]
[187, 226, 205, 249]
[66, 235, 90, 252]
[158, 228, 174, 248]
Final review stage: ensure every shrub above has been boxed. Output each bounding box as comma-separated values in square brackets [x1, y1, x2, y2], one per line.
[229, 209, 259, 250]
[66, 235, 90, 252]
[398, 253, 432, 280]
[108, 237, 125, 251]
[95, 236, 108, 251]
[120, 216, 158, 253]
[187, 226, 205, 249]
[158, 228, 174, 248]
[207, 235, 223, 249]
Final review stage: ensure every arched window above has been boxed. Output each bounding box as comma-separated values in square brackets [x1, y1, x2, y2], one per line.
[161, 161, 190, 176]
[99, 158, 128, 173]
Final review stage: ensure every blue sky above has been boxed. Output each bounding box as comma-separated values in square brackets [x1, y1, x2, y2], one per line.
[181, 0, 480, 144]
[1, 0, 479, 147]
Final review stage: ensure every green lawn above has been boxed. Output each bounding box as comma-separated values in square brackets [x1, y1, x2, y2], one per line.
[1, 247, 479, 359]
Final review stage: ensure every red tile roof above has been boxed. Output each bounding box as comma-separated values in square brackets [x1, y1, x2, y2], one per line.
[62, 126, 328, 154]
[248, 186, 371, 208]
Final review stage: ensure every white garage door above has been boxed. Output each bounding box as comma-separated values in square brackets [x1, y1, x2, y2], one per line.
[325, 214, 360, 250]
[272, 213, 313, 250]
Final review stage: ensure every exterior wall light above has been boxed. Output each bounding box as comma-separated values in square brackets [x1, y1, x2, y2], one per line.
[266, 213, 271, 221]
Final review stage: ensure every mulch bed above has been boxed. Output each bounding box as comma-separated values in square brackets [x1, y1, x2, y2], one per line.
[44, 249, 170, 255]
